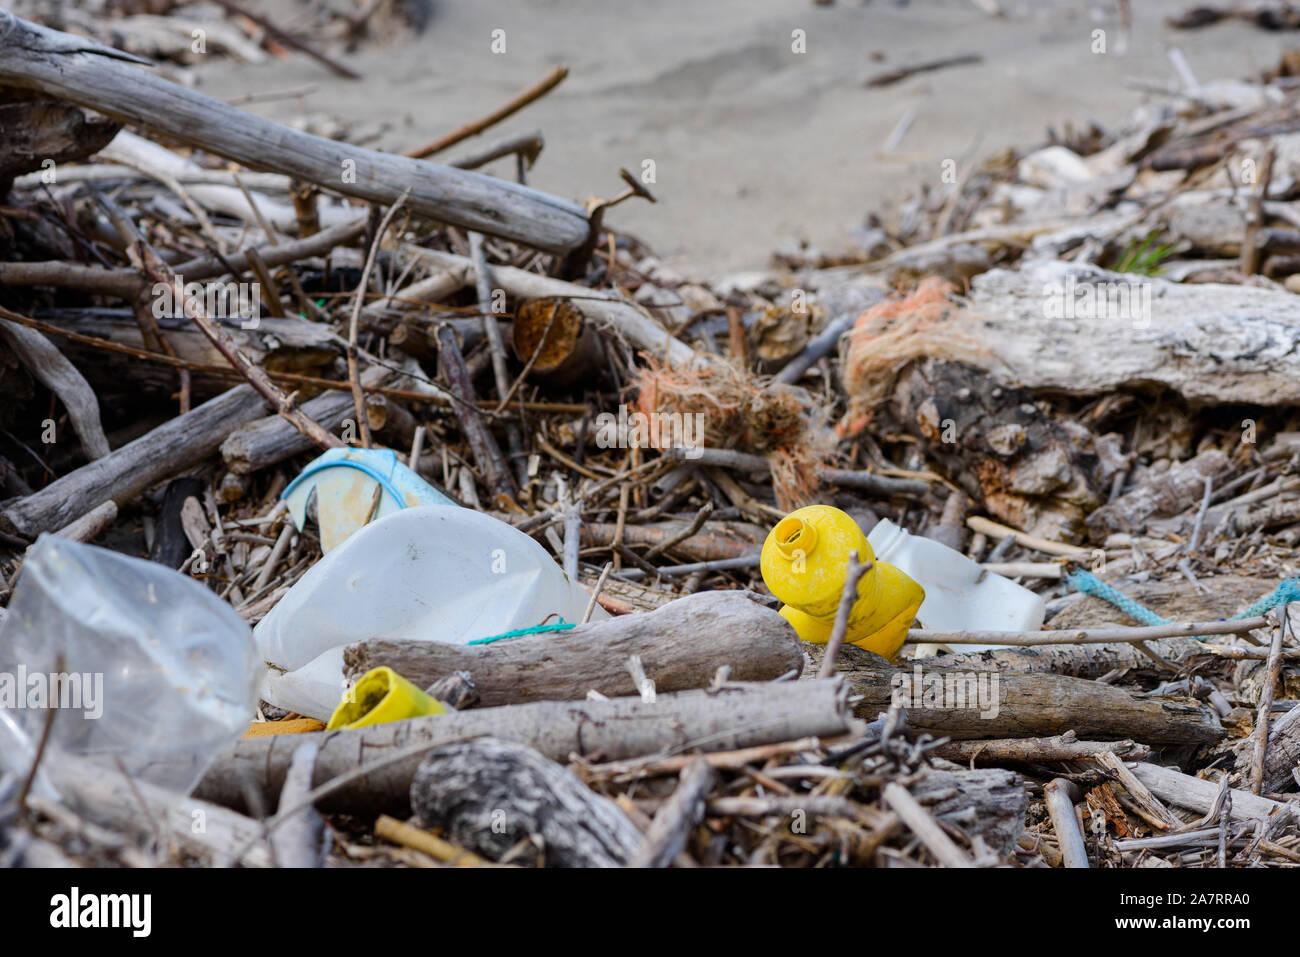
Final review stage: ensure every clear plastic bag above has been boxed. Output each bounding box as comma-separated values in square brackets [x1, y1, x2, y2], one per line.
[0, 535, 259, 795]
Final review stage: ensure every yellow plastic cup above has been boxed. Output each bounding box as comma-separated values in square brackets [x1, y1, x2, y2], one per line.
[326, 666, 446, 730]
[762, 504, 925, 660]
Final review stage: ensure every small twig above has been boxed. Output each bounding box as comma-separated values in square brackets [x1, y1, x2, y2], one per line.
[818, 551, 872, 679]
[348, 192, 409, 449]
[882, 782, 975, 867]
[405, 65, 568, 159]
[1250, 606, 1290, 795]
[581, 561, 614, 624]
[643, 501, 714, 561]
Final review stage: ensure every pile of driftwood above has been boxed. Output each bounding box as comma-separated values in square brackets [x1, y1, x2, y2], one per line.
[0, 12, 1298, 868]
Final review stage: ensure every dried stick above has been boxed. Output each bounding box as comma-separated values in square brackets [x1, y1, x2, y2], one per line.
[882, 782, 974, 867]
[404, 65, 568, 159]
[347, 193, 409, 449]
[908, 616, 1269, 647]
[1250, 610, 1289, 794]
[374, 815, 491, 867]
[435, 325, 517, 502]
[1043, 778, 1089, 868]
[210, 0, 361, 79]
[818, 551, 871, 679]
[628, 758, 715, 868]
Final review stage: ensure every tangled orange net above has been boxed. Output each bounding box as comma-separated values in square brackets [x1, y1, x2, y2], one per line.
[631, 357, 835, 510]
[839, 277, 989, 436]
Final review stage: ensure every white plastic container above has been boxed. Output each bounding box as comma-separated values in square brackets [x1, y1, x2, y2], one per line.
[866, 518, 1045, 652]
[255, 506, 606, 719]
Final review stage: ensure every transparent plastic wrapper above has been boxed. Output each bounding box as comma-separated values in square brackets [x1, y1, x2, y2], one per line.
[0, 535, 259, 795]
[255, 506, 606, 719]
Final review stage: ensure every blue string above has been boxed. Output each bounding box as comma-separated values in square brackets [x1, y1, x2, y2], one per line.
[1065, 569, 1300, 640]
[466, 620, 576, 646]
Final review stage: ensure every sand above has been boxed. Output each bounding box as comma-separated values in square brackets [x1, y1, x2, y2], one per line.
[195, 0, 1290, 277]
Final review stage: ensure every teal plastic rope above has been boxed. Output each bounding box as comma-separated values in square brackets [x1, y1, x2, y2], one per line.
[466, 620, 576, 646]
[1066, 569, 1300, 640]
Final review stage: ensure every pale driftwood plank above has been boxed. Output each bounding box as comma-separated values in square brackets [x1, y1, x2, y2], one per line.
[0, 14, 590, 253]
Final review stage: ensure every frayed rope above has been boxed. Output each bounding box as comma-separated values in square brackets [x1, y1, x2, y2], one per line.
[1066, 569, 1300, 641]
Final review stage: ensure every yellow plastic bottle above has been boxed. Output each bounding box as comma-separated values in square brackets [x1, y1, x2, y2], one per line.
[760, 505, 925, 659]
[326, 666, 446, 730]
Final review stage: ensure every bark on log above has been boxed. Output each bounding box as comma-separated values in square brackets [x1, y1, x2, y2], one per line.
[963, 259, 1300, 405]
[0, 385, 269, 537]
[0, 15, 589, 253]
[889, 358, 1103, 542]
[909, 766, 1028, 858]
[220, 367, 390, 474]
[343, 591, 803, 703]
[195, 678, 859, 816]
[409, 738, 643, 867]
[821, 644, 1225, 744]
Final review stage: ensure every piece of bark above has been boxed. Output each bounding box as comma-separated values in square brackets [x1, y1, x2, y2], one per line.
[1087, 449, 1231, 539]
[908, 766, 1028, 858]
[0, 94, 119, 188]
[409, 738, 643, 867]
[343, 591, 802, 703]
[220, 367, 390, 474]
[1, 384, 269, 538]
[0, 16, 589, 253]
[0, 319, 111, 459]
[628, 757, 715, 868]
[889, 358, 1102, 542]
[196, 678, 859, 815]
[819, 644, 1225, 744]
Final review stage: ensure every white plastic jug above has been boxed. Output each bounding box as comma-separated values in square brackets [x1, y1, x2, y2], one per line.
[866, 518, 1045, 652]
[255, 506, 606, 718]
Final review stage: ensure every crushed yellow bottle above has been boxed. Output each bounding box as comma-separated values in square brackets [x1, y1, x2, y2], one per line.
[326, 666, 446, 730]
[760, 504, 925, 659]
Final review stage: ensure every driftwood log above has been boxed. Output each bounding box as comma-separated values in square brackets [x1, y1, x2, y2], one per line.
[963, 259, 1300, 405]
[819, 644, 1225, 744]
[409, 738, 643, 868]
[220, 367, 390, 474]
[196, 678, 859, 816]
[0, 16, 590, 253]
[1129, 762, 1290, 823]
[0, 384, 269, 538]
[909, 766, 1028, 858]
[343, 591, 804, 703]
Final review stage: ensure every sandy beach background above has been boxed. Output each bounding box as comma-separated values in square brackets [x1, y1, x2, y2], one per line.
[198, 1, 1291, 277]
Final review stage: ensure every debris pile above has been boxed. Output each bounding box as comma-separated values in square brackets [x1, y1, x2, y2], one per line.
[0, 10, 1298, 869]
